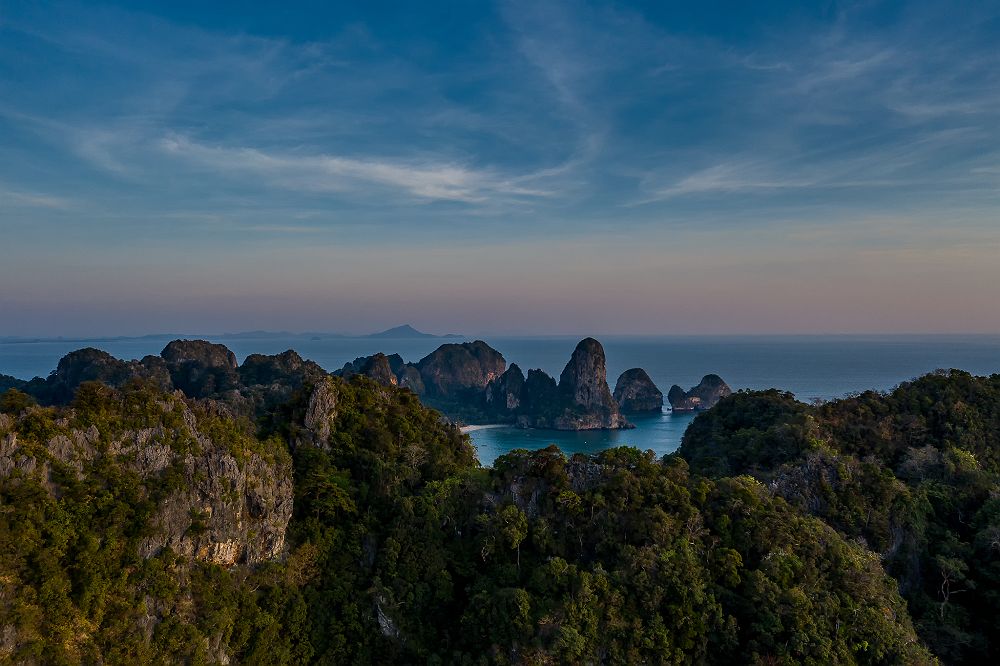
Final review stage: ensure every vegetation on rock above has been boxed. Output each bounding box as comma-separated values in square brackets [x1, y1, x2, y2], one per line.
[4, 346, 999, 663]
[679, 370, 1000, 662]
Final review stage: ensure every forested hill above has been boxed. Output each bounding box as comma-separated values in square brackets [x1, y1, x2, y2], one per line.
[3, 349, 996, 663]
[680, 370, 1000, 663]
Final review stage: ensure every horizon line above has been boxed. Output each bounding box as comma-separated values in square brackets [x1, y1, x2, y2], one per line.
[4, 330, 1000, 343]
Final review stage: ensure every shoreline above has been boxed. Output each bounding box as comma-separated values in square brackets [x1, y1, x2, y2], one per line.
[459, 424, 506, 433]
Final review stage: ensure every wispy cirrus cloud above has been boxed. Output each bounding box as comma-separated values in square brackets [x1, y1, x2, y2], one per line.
[638, 162, 817, 202]
[0, 187, 76, 210]
[3, 0, 1000, 335]
[157, 134, 552, 203]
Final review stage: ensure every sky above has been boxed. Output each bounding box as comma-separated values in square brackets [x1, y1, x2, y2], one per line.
[1, 0, 999, 337]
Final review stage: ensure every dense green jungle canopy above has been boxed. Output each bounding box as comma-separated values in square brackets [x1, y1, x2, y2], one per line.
[3, 359, 1000, 664]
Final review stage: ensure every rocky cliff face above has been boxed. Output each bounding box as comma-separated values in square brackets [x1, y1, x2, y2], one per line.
[397, 365, 426, 394]
[551, 338, 629, 429]
[18, 342, 331, 423]
[338, 353, 431, 394]
[559, 339, 621, 413]
[519, 368, 561, 418]
[485, 363, 525, 414]
[161, 339, 240, 399]
[668, 374, 732, 412]
[360, 353, 399, 387]
[0, 387, 293, 566]
[416, 341, 505, 398]
[23, 347, 172, 404]
[614, 368, 663, 414]
[239, 349, 325, 387]
[340, 353, 406, 379]
[12, 337, 640, 435]
[484, 339, 631, 430]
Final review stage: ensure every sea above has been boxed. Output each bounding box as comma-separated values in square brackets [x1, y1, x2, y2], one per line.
[3, 334, 999, 465]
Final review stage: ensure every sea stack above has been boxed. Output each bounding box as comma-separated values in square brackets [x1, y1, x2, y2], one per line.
[668, 374, 732, 412]
[552, 338, 630, 430]
[613, 368, 663, 414]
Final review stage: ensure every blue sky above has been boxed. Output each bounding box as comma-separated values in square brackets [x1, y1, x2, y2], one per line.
[1, 0, 998, 336]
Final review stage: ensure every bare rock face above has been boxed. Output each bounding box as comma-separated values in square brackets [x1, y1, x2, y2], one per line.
[507, 340, 631, 430]
[416, 341, 505, 398]
[668, 374, 732, 412]
[554, 338, 630, 429]
[613, 368, 663, 414]
[519, 369, 561, 419]
[339, 353, 405, 378]
[485, 363, 525, 414]
[302, 377, 339, 447]
[161, 339, 240, 399]
[339, 352, 422, 390]
[559, 339, 614, 410]
[397, 365, 426, 394]
[361, 353, 399, 387]
[0, 392, 293, 567]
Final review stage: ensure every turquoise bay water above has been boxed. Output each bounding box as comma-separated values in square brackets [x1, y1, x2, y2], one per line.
[3, 334, 1000, 465]
[466, 411, 696, 466]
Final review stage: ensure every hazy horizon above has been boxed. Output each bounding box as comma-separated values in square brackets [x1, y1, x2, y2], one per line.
[5, 327, 1000, 341]
[2, 1, 999, 336]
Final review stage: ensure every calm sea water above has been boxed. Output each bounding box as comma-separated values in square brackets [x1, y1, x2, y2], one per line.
[3, 334, 999, 465]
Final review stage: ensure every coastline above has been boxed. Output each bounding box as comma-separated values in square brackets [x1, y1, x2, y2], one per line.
[459, 424, 506, 433]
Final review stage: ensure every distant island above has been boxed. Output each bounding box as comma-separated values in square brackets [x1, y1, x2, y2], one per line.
[0, 324, 464, 344]
[364, 324, 463, 339]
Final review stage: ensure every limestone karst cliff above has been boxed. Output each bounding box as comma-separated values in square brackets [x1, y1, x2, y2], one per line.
[613, 367, 664, 414]
[0, 383, 293, 567]
[415, 340, 505, 399]
[485, 338, 632, 430]
[668, 374, 732, 412]
[331, 338, 641, 430]
[1, 348, 977, 664]
[484, 363, 525, 414]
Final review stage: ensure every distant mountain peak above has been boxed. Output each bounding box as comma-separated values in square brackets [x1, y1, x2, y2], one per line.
[366, 324, 458, 339]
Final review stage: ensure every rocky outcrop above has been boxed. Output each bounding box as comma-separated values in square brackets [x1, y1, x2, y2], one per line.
[13, 342, 333, 422]
[136, 439, 292, 566]
[0, 374, 25, 394]
[557, 338, 625, 424]
[21, 348, 172, 404]
[485, 364, 525, 414]
[161, 339, 240, 399]
[338, 352, 428, 392]
[416, 340, 505, 399]
[523, 338, 631, 430]
[300, 377, 339, 448]
[614, 368, 663, 414]
[519, 369, 561, 418]
[484, 339, 631, 430]
[668, 374, 732, 412]
[339, 352, 405, 378]
[360, 353, 399, 387]
[238, 349, 328, 414]
[0, 390, 293, 566]
[239, 349, 324, 387]
[397, 365, 426, 394]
